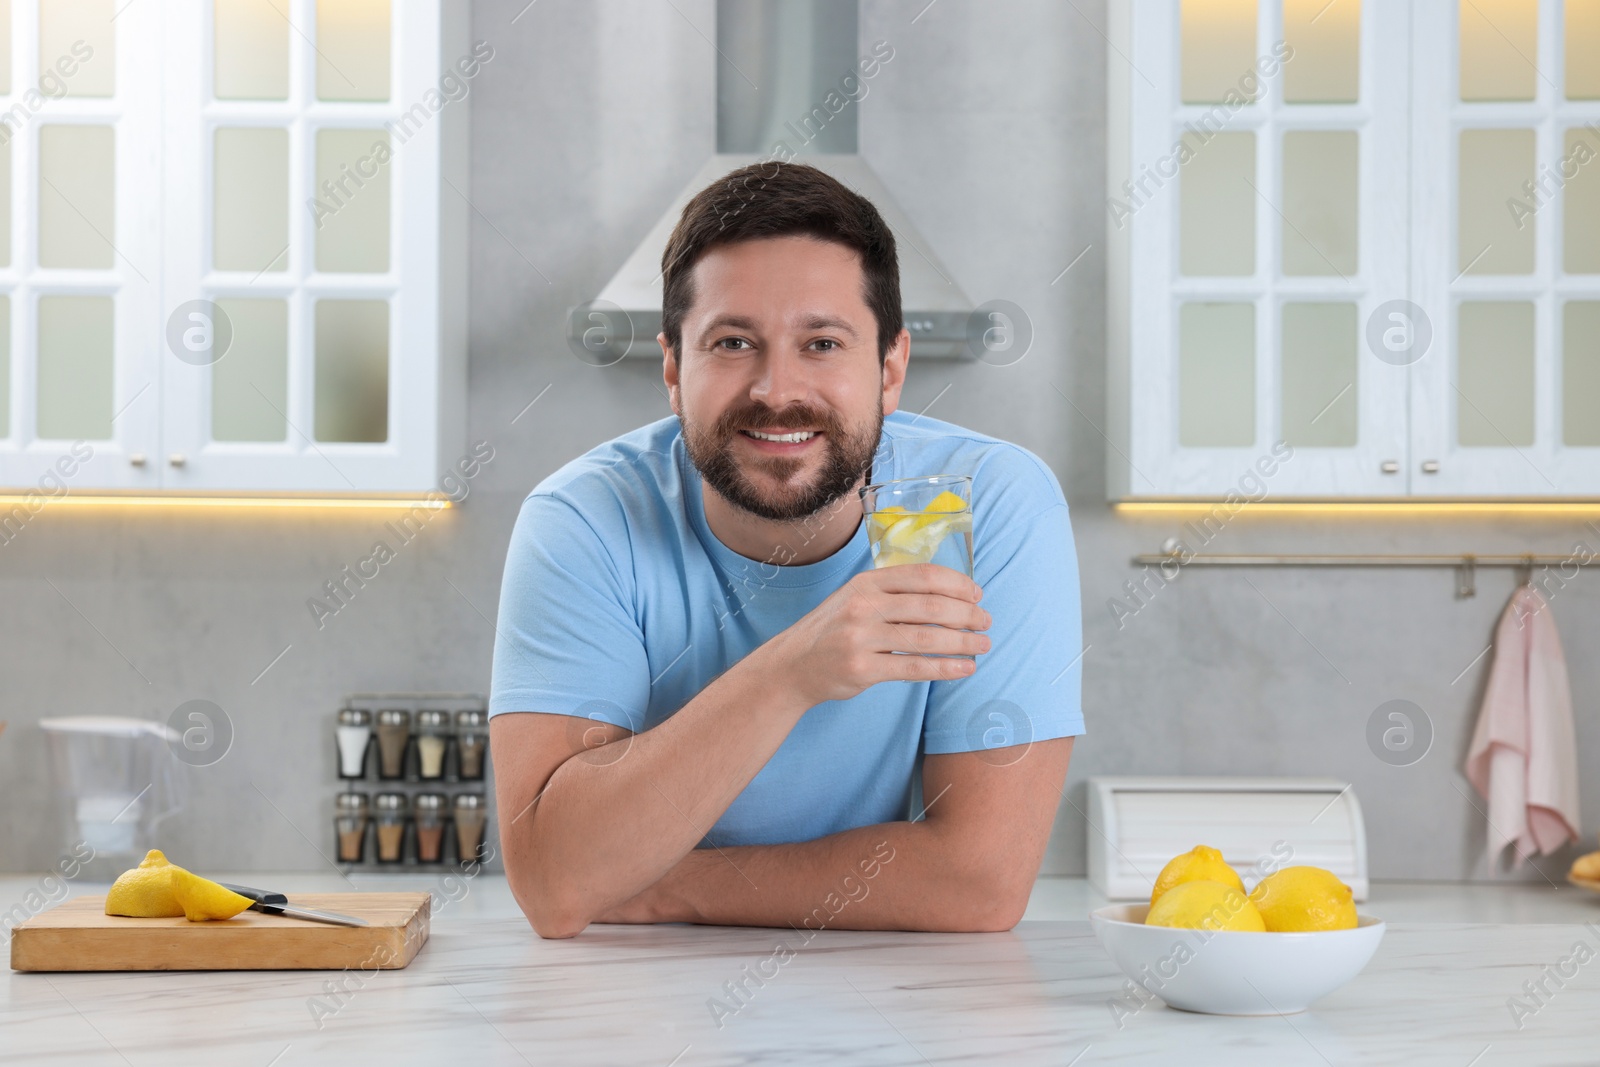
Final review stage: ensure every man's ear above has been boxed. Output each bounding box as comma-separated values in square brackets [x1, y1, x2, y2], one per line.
[879, 327, 911, 417]
[660, 333, 681, 415]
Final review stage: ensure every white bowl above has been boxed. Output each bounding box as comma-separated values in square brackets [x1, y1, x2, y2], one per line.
[1090, 903, 1386, 1016]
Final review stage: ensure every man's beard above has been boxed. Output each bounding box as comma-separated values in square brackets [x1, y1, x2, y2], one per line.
[681, 395, 882, 523]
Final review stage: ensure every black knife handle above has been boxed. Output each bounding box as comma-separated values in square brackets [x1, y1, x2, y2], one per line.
[218, 882, 289, 913]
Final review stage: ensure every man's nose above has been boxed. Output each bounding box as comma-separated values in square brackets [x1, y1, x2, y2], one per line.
[749, 348, 810, 409]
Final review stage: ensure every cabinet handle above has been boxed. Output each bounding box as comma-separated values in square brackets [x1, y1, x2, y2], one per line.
[129, 453, 147, 467]
[168, 453, 187, 468]
[1421, 460, 1440, 474]
[1381, 460, 1400, 474]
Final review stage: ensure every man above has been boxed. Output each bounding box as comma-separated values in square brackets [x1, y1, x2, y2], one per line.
[489, 162, 1083, 939]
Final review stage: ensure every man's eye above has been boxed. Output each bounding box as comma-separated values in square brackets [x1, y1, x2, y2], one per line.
[717, 338, 750, 351]
[812, 339, 838, 352]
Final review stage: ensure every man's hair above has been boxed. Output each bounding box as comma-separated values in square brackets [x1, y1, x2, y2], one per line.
[659, 161, 902, 366]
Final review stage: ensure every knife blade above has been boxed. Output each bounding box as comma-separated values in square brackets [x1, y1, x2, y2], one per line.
[218, 883, 370, 927]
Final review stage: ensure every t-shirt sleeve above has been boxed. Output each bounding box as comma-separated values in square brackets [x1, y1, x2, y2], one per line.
[920, 449, 1085, 755]
[487, 493, 650, 732]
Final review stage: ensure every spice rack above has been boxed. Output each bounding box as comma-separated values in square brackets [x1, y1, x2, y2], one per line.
[332, 692, 494, 870]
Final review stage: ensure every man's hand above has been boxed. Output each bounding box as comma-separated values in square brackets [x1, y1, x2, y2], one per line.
[768, 563, 992, 704]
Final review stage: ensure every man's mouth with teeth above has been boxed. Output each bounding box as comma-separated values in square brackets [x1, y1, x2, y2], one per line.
[740, 429, 819, 444]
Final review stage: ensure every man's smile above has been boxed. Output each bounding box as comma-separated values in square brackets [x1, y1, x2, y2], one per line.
[738, 428, 824, 454]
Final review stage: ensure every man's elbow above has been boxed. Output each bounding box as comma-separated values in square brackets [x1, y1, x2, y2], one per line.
[527, 905, 588, 940]
[965, 896, 1026, 933]
[509, 872, 590, 939]
[958, 872, 1030, 932]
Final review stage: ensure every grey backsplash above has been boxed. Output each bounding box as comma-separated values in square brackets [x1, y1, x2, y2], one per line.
[2, 0, 1592, 883]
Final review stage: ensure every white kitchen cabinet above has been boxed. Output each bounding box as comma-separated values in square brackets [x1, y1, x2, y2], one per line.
[0, 0, 469, 495]
[1409, 0, 1600, 496]
[1108, 0, 1600, 499]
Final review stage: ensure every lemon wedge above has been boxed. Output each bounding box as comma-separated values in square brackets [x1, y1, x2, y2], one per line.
[169, 867, 255, 922]
[923, 490, 969, 514]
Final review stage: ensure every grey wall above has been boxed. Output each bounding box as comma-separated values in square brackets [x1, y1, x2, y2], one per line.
[3, 0, 1594, 885]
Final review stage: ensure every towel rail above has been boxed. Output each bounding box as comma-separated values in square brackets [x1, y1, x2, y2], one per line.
[1128, 551, 1589, 598]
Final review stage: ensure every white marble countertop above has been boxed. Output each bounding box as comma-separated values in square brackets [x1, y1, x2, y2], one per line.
[5, 874, 1600, 1065]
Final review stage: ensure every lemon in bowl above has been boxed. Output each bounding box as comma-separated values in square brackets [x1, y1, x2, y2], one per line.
[1148, 845, 1246, 906]
[1250, 866, 1358, 932]
[1091, 850, 1384, 1016]
[1145, 880, 1265, 932]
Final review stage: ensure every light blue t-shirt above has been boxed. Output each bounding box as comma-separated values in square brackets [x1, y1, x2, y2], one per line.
[488, 410, 1085, 847]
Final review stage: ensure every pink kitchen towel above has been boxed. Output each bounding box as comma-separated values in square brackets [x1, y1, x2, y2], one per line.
[1464, 585, 1581, 869]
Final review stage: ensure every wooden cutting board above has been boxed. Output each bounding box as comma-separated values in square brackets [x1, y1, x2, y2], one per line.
[9, 893, 430, 972]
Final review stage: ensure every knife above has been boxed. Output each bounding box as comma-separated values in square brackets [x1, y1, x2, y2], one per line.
[218, 883, 370, 927]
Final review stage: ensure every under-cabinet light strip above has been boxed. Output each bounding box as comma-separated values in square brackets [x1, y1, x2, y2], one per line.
[0, 495, 452, 511]
[1114, 501, 1600, 517]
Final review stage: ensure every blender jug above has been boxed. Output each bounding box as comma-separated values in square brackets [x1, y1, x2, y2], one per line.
[40, 717, 186, 878]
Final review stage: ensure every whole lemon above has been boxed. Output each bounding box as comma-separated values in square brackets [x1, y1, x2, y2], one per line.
[1149, 844, 1245, 907]
[1145, 880, 1266, 932]
[1248, 866, 1357, 932]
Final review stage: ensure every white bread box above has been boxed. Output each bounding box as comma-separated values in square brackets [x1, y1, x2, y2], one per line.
[1086, 776, 1368, 901]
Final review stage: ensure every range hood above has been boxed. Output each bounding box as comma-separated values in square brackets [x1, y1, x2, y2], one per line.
[588, 0, 972, 360]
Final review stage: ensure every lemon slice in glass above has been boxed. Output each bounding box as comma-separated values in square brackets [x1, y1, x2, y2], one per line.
[867, 491, 971, 566]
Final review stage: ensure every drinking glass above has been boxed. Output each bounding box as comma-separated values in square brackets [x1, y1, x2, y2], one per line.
[860, 474, 974, 575]
[860, 474, 975, 660]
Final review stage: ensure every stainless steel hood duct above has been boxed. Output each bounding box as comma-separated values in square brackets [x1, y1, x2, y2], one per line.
[587, 0, 972, 360]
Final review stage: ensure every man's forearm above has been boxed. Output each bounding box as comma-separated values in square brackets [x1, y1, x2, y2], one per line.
[519, 640, 813, 936]
[644, 818, 1020, 933]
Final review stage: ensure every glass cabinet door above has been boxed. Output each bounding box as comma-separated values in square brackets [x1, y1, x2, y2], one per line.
[158, 0, 449, 493]
[1409, 0, 1600, 496]
[0, 0, 163, 492]
[1116, 0, 1411, 497]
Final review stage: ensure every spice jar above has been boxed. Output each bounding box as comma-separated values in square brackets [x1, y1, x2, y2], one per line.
[335, 708, 372, 779]
[453, 793, 487, 864]
[455, 709, 487, 780]
[334, 792, 369, 863]
[416, 710, 450, 781]
[374, 709, 411, 780]
[374, 792, 408, 864]
[414, 793, 447, 863]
